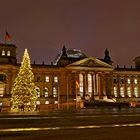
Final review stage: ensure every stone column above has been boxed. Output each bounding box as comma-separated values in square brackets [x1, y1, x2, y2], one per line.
[103, 73, 106, 97]
[83, 72, 87, 98]
[110, 73, 114, 97]
[107, 73, 113, 98]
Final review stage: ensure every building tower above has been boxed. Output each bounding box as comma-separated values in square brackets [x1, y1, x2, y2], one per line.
[0, 43, 17, 64]
[103, 49, 112, 65]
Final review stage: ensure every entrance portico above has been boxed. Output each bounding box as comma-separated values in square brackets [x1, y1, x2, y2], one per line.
[66, 57, 113, 100]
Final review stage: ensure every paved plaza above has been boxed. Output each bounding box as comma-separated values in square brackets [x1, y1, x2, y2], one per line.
[0, 108, 140, 140]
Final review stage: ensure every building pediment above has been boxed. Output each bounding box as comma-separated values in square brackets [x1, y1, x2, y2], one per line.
[66, 57, 113, 71]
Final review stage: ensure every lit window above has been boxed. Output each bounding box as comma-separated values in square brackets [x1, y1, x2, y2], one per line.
[54, 101, 58, 104]
[36, 101, 40, 105]
[45, 76, 49, 82]
[7, 51, 10, 56]
[134, 87, 139, 97]
[44, 87, 49, 97]
[127, 78, 131, 84]
[53, 87, 57, 97]
[88, 74, 92, 93]
[79, 73, 83, 96]
[54, 77, 58, 83]
[114, 87, 117, 97]
[120, 87, 125, 97]
[134, 79, 138, 84]
[45, 101, 49, 104]
[127, 87, 131, 97]
[2, 50, 5, 56]
[36, 87, 40, 97]
[0, 86, 5, 97]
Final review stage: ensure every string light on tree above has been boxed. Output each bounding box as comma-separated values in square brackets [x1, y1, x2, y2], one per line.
[10, 48, 37, 112]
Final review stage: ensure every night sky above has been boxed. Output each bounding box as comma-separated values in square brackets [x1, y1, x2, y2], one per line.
[0, 0, 140, 67]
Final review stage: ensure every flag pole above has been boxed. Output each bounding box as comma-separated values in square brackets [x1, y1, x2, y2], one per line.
[5, 30, 12, 46]
[5, 30, 7, 46]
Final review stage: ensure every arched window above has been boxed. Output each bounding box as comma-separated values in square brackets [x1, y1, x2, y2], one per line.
[44, 87, 49, 97]
[36, 87, 40, 97]
[0, 73, 6, 97]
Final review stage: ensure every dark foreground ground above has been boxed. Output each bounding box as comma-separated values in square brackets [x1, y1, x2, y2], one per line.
[0, 107, 140, 140]
[1, 127, 140, 140]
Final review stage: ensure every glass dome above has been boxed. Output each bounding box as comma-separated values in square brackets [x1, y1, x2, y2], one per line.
[53, 48, 87, 65]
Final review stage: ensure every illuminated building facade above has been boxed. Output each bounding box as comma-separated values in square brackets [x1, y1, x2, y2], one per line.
[0, 43, 140, 109]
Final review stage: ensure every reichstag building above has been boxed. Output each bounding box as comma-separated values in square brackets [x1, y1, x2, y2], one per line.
[0, 43, 140, 109]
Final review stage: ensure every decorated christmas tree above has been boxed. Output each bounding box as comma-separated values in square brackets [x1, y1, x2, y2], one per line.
[11, 48, 37, 112]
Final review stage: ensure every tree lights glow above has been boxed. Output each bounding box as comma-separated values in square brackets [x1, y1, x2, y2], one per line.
[10, 48, 37, 112]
